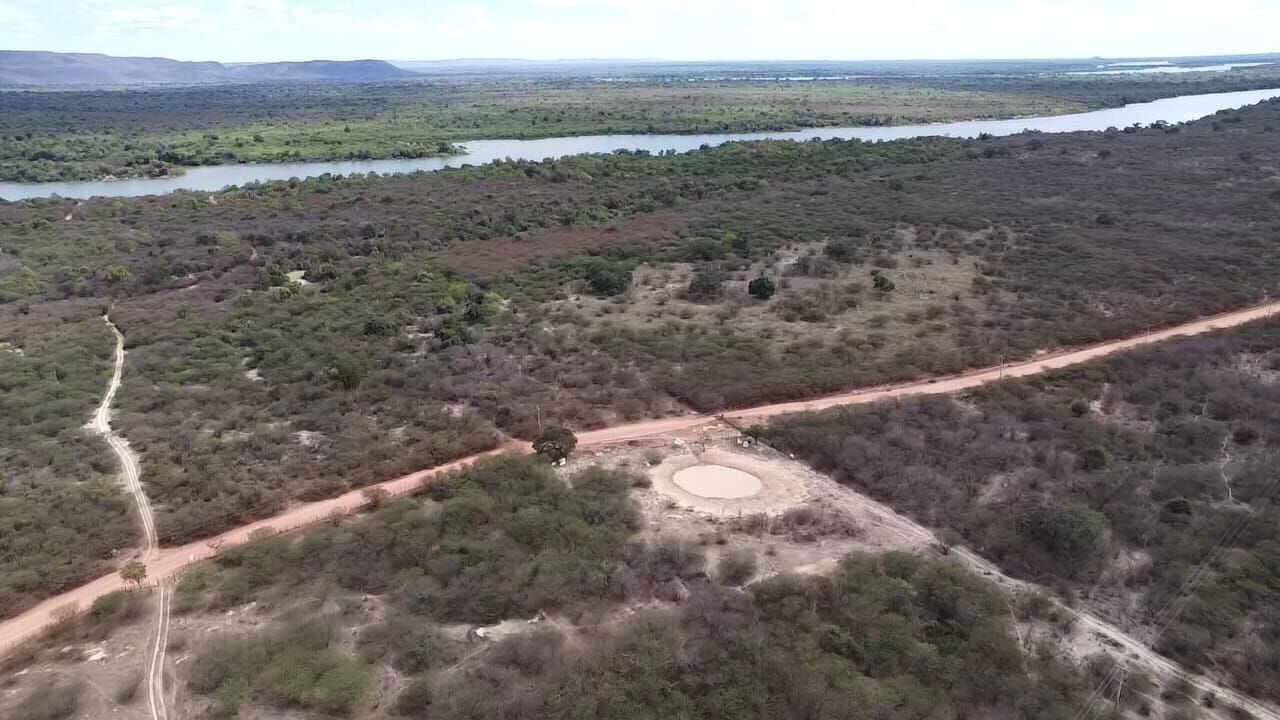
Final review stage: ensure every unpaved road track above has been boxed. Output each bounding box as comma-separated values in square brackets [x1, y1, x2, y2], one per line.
[3, 300, 1280, 714]
[90, 315, 167, 720]
[90, 315, 158, 557]
[146, 582, 171, 720]
[951, 549, 1280, 720]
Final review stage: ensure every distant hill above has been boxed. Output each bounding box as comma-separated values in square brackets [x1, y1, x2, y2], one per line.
[231, 60, 419, 82]
[0, 51, 418, 86]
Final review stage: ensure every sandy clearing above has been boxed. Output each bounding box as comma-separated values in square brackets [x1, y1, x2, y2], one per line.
[650, 448, 808, 515]
[672, 465, 763, 499]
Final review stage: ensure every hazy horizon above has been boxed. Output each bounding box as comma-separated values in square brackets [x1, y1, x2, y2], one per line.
[2, 0, 1278, 64]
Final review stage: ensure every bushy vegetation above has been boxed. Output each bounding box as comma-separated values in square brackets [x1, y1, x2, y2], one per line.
[763, 319, 1280, 701]
[406, 553, 1090, 720]
[176, 456, 647, 624]
[7, 680, 83, 720]
[189, 618, 374, 716]
[0, 308, 135, 617]
[5, 93, 1280, 619]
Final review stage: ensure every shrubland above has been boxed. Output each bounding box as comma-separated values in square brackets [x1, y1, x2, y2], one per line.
[3, 96, 1280, 617]
[763, 318, 1280, 702]
[170, 454, 1093, 719]
[0, 306, 134, 617]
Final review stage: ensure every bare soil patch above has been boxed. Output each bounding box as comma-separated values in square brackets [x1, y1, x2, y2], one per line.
[671, 464, 762, 499]
[649, 446, 808, 515]
[441, 211, 686, 279]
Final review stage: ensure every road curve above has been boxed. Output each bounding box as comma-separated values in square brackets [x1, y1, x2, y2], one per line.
[2, 300, 1279, 661]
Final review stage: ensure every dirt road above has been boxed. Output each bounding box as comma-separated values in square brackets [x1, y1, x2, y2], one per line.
[89, 315, 157, 557]
[146, 582, 171, 720]
[87, 315, 170, 720]
[2, 299, 1279, 680]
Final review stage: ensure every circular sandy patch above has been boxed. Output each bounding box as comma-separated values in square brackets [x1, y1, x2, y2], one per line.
[648, 447, 811, 515]
[672, 464, 762, 499]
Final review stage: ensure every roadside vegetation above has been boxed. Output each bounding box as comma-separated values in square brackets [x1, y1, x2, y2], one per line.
[162, 455, 1092, 719]
[3, 67, 1280, 180]
[763, 318, 1280, 703]
[175, 456, 643, 623]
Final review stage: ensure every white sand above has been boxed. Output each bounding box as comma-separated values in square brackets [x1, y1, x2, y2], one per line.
[672, 464, 762, 499]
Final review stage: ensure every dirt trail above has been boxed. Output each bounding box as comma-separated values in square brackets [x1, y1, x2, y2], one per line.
[950, 548, 1280, 720]
[146, 582, 171, 720]
[790, 442, 1280, 719]
[89, 315, 157, 557]
[89, 315, 167, 720]
[3, 300, 1280, 708]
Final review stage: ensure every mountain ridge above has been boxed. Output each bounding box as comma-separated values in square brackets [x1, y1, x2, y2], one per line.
[0, 50, 418, 86]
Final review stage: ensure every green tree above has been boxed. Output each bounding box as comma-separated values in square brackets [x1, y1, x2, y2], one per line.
[687, 266, 726, 300]
[873, 274, 896, 292]
[584, 261, 632, 297]
[533, 427, 577, 462]
[120, 560, 148, 589]
[333, 354, 368, 390]
[747, 275, 776, 300]
[1020, 504, 1108, 567]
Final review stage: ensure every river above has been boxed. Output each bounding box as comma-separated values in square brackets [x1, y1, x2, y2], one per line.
[2, 87, 1277, 201]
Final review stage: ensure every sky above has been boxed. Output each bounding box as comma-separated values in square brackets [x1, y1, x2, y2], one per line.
[1, 0, 1278, 63]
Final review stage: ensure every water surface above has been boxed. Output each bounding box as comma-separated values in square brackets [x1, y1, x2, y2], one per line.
[2, 87, 1277, 201]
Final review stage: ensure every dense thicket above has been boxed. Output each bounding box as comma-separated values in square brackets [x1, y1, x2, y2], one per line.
[405, 553, 1090, 720]
[189, 618, 374, 717]
[763, 319, 1280, 702]
[177, 456, 649, 624]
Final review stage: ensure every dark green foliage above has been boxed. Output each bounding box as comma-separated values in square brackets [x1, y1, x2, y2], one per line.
[188, 619, 373, 716]
[422, 553, 1089, 720]
[1020, 504, 1108, 567]
[332, 353, 368, 390]
[192, 456, 642, 625]
[686, 265, 726, 300]
[534, 426, 578, 462]
[582, 259, 632, 296]
[747, 275, 776, 300]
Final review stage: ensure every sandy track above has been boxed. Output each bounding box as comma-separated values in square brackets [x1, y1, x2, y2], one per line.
[146, 582, 171, 720]
[950, 547, 1280, 720]
[90, 316, 168, 720]
[89, 315, 157, 557]
[2, 300, 1279, 683]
